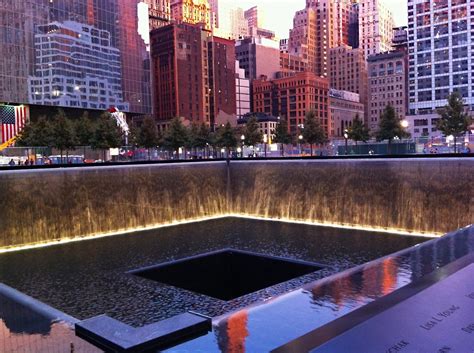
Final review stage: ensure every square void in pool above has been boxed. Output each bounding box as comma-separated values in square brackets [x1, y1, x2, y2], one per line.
[131, 249, 323, 301]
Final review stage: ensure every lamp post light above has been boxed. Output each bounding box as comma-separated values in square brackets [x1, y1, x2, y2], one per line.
[240, 134, 245, 158]
[298, 134, 303, 156]
[263, 134, 268, 158]
[344, 129, 349, 155]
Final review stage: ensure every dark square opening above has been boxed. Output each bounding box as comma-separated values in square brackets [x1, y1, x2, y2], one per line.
[131, 249, 323, 301]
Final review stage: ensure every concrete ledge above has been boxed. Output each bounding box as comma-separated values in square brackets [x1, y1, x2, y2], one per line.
[75, 312, 212, 352]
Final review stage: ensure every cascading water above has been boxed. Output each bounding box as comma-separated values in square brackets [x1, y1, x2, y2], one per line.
[0, 158, 472, 249]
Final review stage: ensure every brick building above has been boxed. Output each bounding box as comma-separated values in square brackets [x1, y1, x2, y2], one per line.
[252, 72, 329, 136]
[150, 23, 236, 127]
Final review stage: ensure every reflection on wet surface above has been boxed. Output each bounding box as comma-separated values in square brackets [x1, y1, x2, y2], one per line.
[1, 220, 472, 353]
[0, 294, 100, 353]
[0, 218, 425, 327]
[165, 226, 474, 352]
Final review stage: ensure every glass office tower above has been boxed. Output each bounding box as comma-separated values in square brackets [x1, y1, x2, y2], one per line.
[0, 0, 153, 114]
[408, 0, 473, 114]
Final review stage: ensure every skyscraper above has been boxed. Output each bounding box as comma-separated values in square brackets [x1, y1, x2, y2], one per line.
[150, 23, 236, 127]
[406, 0, 473, 138]
[0, 0, 152, 114]
[358, 0, 395, 58]
[28, 21, 129, 111]
[367, 50, 408, 131]
[329, 45, 368, 122]
[408, 0, 473, 114]
[289, 0, 353, 78]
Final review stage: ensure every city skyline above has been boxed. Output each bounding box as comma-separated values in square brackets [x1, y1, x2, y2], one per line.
[220, 0, 408, 38]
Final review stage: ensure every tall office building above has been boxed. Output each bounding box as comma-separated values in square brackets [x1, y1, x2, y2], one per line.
[28, 21, 129, 112]
[235, 37, 281, 81]
[244, 6, 264, 31]
[208, 0, 219, 29]
[0, 0, 151, 115]
[170, 0, 212, 31]
[235, 62, 251, 119]
[408, 0, 473, 113]
[406, 0, 473, 138]
[289, 0, 353, 78]
[358, 0, 395, 58]
[288, 8, 318, 75]
[150, 23, 236, 127]
[329, 45, 368, 121]
[146, 0, 171, 29]
[349, 2, 359, 48]
[367, 51, 408, 131]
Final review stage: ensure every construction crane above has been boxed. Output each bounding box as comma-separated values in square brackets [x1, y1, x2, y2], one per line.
[0, 137, 16, 153]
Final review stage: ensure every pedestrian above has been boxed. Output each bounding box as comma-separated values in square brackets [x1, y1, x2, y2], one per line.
[29, 159, 34, 165]
[17, 160, 22, 166]
[24, 159, 29, 166]
[8, 158, 15, 166]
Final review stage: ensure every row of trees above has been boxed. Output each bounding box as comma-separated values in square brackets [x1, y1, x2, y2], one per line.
[15, 92, 472, 159]
[17, 110, 122, 160]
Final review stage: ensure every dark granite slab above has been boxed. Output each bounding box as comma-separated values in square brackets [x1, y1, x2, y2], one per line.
[75, 312, 211, 352]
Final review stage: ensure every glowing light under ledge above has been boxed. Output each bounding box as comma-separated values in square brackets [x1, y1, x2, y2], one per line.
[0, 214, 442, 254]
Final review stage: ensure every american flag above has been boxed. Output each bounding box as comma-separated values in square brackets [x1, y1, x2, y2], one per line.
[0, 105, 29, 144]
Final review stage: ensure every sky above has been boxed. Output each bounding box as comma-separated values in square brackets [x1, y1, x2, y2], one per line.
[220, 0, 408, 39]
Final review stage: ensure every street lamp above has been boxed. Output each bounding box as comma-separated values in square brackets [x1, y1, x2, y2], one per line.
[401, 120, 409, 129]
[263, 134, 268, 158]
[298, 134, 303, 156]
[240, 134, 245, 158]
[344, 129, 349, 155]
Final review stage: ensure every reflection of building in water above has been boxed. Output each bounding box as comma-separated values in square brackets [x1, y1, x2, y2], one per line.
[28, 21, 129, 111]
[216, 310, 248, 353]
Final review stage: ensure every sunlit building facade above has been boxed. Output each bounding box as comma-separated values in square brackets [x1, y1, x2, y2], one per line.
[289, 0, 354, 78]
[170, 0, 212, 31]
[252, 72, 330, 136]
[0, 0, 152, 115]
[359, 0, 395, 58]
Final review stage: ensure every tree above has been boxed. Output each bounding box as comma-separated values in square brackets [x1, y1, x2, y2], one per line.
[216, 122, 237, 158]
[244, 115, 262, 147]
[302, 110, 327, 156]
[91, 112, 123, 161]
[375, 105, 410, 155]
[195, 123, 211, 157]
[273, 118, 292, 156]
[16, 116, 52, 148]
[136, 116, 159, 159]
[75, 112, 95, 147]
[50, 110, 77, 162]
[436, 92, 473, 153]
[347, 114, 370, 146]
[163, 117, 188, 159]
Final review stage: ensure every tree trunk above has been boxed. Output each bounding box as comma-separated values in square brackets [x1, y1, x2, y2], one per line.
[388, 139, 392, 155]
[310, 144, 313, 156]
[175, 148, 180, 160]
[60, 149, 63, 164]
[148, 148, 151, 160]
[280, 144, 284, 157]
[454, 136, 457, 154]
